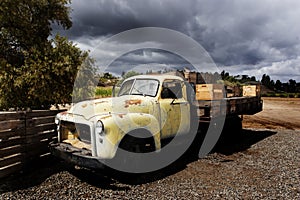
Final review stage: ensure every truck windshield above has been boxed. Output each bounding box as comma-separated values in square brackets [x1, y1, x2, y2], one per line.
[118, 79, 159, 97]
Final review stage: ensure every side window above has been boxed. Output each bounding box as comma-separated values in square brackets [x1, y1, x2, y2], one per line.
[161, 80, 183, 99]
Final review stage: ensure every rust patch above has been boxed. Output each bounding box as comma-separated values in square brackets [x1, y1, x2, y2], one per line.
[95, 101, 109, 105]
[60, 111, 68, 116]
[100, 115, 112, 120]
[118, 113, 126, 118]
[125, 99, 142, 108]
[81, 104, 88, 108]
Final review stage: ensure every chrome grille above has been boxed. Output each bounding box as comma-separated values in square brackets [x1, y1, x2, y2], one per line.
[61, 121, 91, 144]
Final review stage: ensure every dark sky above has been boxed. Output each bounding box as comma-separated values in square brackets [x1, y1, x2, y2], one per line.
[54, 0, 300, 82]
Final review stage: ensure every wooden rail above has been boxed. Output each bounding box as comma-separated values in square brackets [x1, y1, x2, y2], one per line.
[0, 110, 64, 178]
[196, 96, 263, 119]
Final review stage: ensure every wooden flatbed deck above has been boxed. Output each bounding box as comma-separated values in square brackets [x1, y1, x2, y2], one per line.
[195, 96, 263, 121]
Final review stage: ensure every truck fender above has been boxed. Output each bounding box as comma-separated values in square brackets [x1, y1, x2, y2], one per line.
[98, 113, 161, 158]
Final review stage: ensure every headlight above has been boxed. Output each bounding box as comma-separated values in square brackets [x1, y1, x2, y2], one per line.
[95, 120, 105, 136]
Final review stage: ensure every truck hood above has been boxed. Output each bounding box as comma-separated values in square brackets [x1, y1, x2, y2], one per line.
[64, 95, 155, 120]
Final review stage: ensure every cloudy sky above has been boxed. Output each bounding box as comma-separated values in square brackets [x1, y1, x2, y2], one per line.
[54, 0, 300, 82]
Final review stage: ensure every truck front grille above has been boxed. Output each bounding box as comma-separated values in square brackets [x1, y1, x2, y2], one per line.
[61, 121, 91, 144]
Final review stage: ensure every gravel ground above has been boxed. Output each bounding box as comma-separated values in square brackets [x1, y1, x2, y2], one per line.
[0, 128, 299, 199]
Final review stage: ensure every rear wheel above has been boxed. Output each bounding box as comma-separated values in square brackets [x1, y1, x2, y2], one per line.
[222, 115, 242, 140]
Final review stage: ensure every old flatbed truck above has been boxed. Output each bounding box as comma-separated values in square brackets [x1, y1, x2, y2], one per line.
[50, 74, 262, 172]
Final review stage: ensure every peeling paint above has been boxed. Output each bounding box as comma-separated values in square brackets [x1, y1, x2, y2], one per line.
[125, 99, 142, 108]
[60, 111, 68, 116]
[95, 101, 109, 105]
[99, 115, 112, 120]
[118, 113, 126, 118]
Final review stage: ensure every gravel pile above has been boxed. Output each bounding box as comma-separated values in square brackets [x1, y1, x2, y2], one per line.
[1, 129, 299, 199]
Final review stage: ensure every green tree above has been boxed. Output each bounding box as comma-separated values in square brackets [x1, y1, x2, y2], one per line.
[275, 80, 282, 91]
[288, 79, 296, 93]
[0, 0, 95, 110]
[250, 76, 256, 82]
[0, 0, 72, 65]
[261, 74, 271, 89]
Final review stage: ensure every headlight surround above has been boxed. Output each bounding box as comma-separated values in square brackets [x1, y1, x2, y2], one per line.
[55, 117, 60, 125]
[95, 120, 105, 136]
[55, 117, 61, 141]
[55, 117, 60, 132]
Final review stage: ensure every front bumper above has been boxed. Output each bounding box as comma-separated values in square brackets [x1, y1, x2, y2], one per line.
[49, 142, 107, 169]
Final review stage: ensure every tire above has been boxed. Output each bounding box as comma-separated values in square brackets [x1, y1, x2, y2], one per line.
[222, 115, 242, 140]
[109, 130, 155, 173]
[119, 133, 155, 153]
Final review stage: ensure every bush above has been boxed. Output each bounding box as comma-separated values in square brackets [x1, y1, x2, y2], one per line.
[95, 87, 112, 98]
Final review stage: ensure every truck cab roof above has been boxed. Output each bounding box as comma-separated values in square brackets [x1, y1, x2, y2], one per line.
[125, 74, 185, 83]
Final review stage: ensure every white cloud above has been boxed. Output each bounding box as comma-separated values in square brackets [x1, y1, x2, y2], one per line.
[53, 0, 300, 82]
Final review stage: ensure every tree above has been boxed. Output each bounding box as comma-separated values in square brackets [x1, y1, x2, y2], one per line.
[220, 70, 230, 80]
[261, 74, 273, 89]
[0, 0, 95, 110]
[250, 76, 256, 82]
[275, 80, 282, 91]
[0, 0, 72, 66]
[0, 35, 95, 109]
[288, 79, 296, 93]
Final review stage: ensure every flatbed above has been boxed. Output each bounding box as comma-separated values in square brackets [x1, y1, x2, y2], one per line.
[197, 96, 263, 121]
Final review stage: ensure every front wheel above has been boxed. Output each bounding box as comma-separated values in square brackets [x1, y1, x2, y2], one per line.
[108, 130, 156, 174]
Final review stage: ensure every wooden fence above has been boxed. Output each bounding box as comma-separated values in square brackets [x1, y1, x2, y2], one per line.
[0, 110, 64, 178]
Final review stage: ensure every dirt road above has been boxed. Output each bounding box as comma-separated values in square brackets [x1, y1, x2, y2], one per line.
[243, 97, 300, 130]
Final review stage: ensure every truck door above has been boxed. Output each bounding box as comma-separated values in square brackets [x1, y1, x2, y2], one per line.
[159, 79, 190, 139]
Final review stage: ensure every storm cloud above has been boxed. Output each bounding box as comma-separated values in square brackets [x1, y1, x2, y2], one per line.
[54, 0, 300, 81]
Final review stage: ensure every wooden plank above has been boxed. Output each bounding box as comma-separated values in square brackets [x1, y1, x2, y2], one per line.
[26, 110, 65, 118]
[0, 163, 23, 179]
[0, 128, 25, 140]
[26, 124, 56, 135]
[23, 141, 52, 159]
[25, 131, 56, 144]
[0, 112, 25, 121]
[196, 84, 225, 100]
[25, 140, 50, 150]
[0, 120, 25, 132]
[24, 146, 50, 159]
[0, 154, 23, 168]
[0, 145, 22, 158]
[0, 137, 24, 149]
[26, 116, 55, 127]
